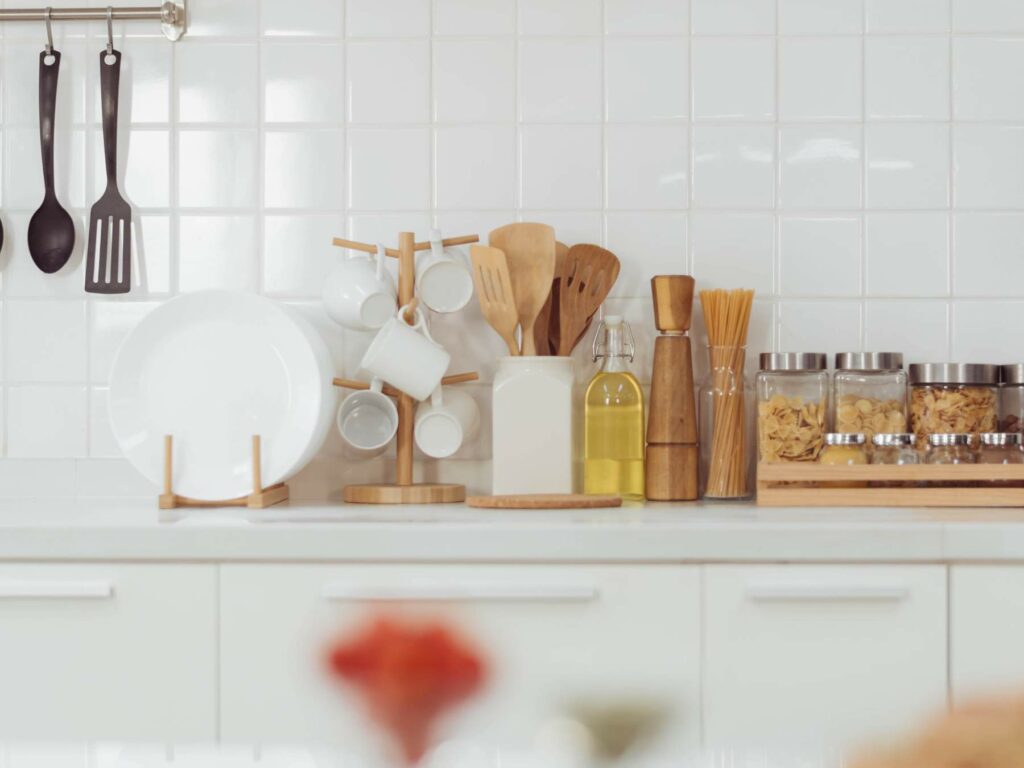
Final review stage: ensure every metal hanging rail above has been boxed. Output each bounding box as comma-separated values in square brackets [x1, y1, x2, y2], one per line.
[0, 3, 186, 40]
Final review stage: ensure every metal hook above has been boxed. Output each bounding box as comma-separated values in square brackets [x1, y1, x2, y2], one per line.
[105, 6, 114, 54]
[44, 7, 53, 55]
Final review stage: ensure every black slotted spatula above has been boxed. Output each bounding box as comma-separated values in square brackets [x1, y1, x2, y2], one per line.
[86, 49, 131, 294]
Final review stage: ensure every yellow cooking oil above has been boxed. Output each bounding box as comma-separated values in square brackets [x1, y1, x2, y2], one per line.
[584, 316, 646, 501]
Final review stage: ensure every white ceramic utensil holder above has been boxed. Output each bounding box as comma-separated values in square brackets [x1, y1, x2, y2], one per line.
[492, 356, 577, 494]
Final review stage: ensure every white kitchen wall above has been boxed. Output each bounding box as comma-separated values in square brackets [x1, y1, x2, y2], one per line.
[0, 0, 1023, 498]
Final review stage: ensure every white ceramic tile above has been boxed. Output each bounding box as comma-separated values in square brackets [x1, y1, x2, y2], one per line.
[691, 0, 776, 34]
[952, 301, 1024, 361]
[865, 124, 950, 209]
[692, 125, 776, 209]
[434, 0, 516, 35]
[779, 216, 861, 297]
[93, 129, 169, 208]
[691, 213, 775, 294]
[606, 0, 689, 35]
[6, 300, 86, 383]
[606, 124, 689, 209]
[435, 125, 516, 210]
[348, 213, 434, 245]
[518, 211, 603, 246]
[176, 43, 258, 123]
[519, 39, 602, 122]
[953, 214, 1024, 298]
[284, 301, 347, 374]
[779, 125, 863, 210]
[954, 126, 1024, 210]
[264, 215, 344, 297]
[954, 38, 1024, 121]
[864, 300, 950, 361]
[263, 43, 345, 123]
[89, 301, 159, 383]
[779, 38, 862, 121]
[265, 129, 345, 209]
[3, 126, 86, 211]
[347, 0, 431, 36]
[520, 125, 603, 209]
[348, 128, 431, 210]
[177, 130, 258, 208]
[89, 387, 119, 458]
[866, 38, 949, 120]
[866, 212, 949, 297]
[778, 300, 862, 357]
[866, 0, 950, 33]
[605, 38, 688, 121]
[135, 215, 173, 295]
[7, 386, 87, 458]
[184, 0, 258, 37]
[347, 40, 430, 124]
[779, 0, 864, 34]
[433, 39, 516, 123]
[1, 41, 85, 126]
[605, 212, 689, 297]
[692, 39, 775, 121]
[430, 308, 513, 384]
[115, 40, 172, 123]
[519, 0, 603, 35]
[75, 458, 159, 497]
[953, 0, 1024, 33]
[178, 216, 259, 292]
[261, 0, 345, 37]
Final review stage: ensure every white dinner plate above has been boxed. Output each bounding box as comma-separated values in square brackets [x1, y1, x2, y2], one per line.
[109, 291, 336, 500]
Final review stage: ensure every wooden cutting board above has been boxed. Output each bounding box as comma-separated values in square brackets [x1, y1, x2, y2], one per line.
[467, 494, 623, 509]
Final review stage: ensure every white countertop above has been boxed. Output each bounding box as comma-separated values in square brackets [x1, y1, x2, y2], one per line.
[0, 498, 1022, 562]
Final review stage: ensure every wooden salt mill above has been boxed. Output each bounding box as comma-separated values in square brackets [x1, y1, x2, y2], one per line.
[646, 276, 698, 501]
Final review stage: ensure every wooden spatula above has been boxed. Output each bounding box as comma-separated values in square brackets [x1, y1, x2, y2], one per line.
[470, 245, 519, 356]
[557, 244, 621, 356]
[489, 223, 556, 356]
[533, 241, 568, 356]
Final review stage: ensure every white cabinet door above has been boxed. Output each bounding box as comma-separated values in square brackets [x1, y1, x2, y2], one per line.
[0, 564, 217, 741]
[951, 565, 1024, 701]
[704, 565, 947, 752]
[220, 564, 700, 758]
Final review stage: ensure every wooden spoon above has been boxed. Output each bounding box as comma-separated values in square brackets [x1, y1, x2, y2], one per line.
[489, 223, 556, 356]
[469, 245, 519, 356]
[557, 244, 621, 356]
[533, 241, 568, 355]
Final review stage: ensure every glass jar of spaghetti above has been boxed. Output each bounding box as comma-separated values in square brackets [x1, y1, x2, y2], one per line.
[832, 352, 907, 440]
[909, 364, 998, 447]
[756, 353, 829, 463]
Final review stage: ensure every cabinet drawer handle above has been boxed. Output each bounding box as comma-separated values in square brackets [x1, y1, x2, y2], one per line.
[746, 584, 909, 603]
[321, 583, 599, 603]
[0, 580, 114, 599]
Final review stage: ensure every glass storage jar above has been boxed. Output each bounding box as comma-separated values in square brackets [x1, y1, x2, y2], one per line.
[819, 432, 868, 487]
[977, 432, 1024, 465]
[870, 433, 920, 465]
[909, 363, 998, 447]
[999, 364, 1024, 434]
[833, 353, 908, 439]
[756, 353, 828, 463]
[923, 433, 975, 465]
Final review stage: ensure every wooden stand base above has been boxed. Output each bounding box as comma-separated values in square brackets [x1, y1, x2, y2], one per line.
[343, 483, 466, 505]
[645, 444, 699, 501]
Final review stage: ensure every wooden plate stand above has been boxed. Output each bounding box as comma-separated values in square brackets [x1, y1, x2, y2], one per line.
[331, 231, 480, 505]
[158, 435, 289, 509]
[758, 463, 1024, 507]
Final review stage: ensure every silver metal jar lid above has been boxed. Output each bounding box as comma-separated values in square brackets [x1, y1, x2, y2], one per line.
[927, 433, 973, 447]
[908, 363, 999, 386]
[835, 352, 904, 371]
[1000, 364, 1024, 385]
[825, 432, 866, 446]
[872, 433, 915, 447]
[981, 432, 1023, 447]
[759, 352, 828, 372]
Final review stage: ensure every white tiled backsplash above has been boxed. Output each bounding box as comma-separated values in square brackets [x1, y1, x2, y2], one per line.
[1, 0, 1023, 498]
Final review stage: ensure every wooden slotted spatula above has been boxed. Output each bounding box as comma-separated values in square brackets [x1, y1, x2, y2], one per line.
[557, 244, 621, 356]
[489, 223, 556, 356]
[470, 245, 519, 356]
[533, 241, 568, 356]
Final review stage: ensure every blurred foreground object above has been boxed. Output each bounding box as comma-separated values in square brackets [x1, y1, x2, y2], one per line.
[568, 698, 670, 764]
[852, 694, 1024, 768]
[326, 617, 487, 765]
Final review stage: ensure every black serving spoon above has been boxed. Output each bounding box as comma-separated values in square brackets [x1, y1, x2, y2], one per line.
[27, 47, 75, 273]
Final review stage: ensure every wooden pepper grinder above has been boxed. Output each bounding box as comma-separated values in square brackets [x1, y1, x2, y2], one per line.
[646, 276, 698, 501]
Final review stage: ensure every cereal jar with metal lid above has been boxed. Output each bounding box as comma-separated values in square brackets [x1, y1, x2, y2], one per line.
[998, 364, 1024, 434]
[756, 353, 828, 463]
[833, 352, 908, 440]
[909, 363, 998, 447]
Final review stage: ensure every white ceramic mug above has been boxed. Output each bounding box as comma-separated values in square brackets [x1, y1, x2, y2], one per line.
[415, 386, 481, 458]
[336, 378, 399, 458]
[323, 244, 397, 331]
[415, 230, 474, 314]
[360, 304, 451, 401]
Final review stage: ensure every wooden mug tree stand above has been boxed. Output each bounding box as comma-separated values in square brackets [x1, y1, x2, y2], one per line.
[331, 231, 481, 505]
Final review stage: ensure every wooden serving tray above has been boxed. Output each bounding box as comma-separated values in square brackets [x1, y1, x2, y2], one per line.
[757, 463, 1024, 507]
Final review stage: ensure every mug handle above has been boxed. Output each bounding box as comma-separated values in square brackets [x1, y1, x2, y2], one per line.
[429, 228, 445, 261]
[397, 302, 440, 345]
[374, 243, 387, 281]
[369, 376, 385, 394]
[429, 385, 444, 408]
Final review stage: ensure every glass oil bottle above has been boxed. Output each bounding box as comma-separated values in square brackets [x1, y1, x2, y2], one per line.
[584, 315, 646, 501]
